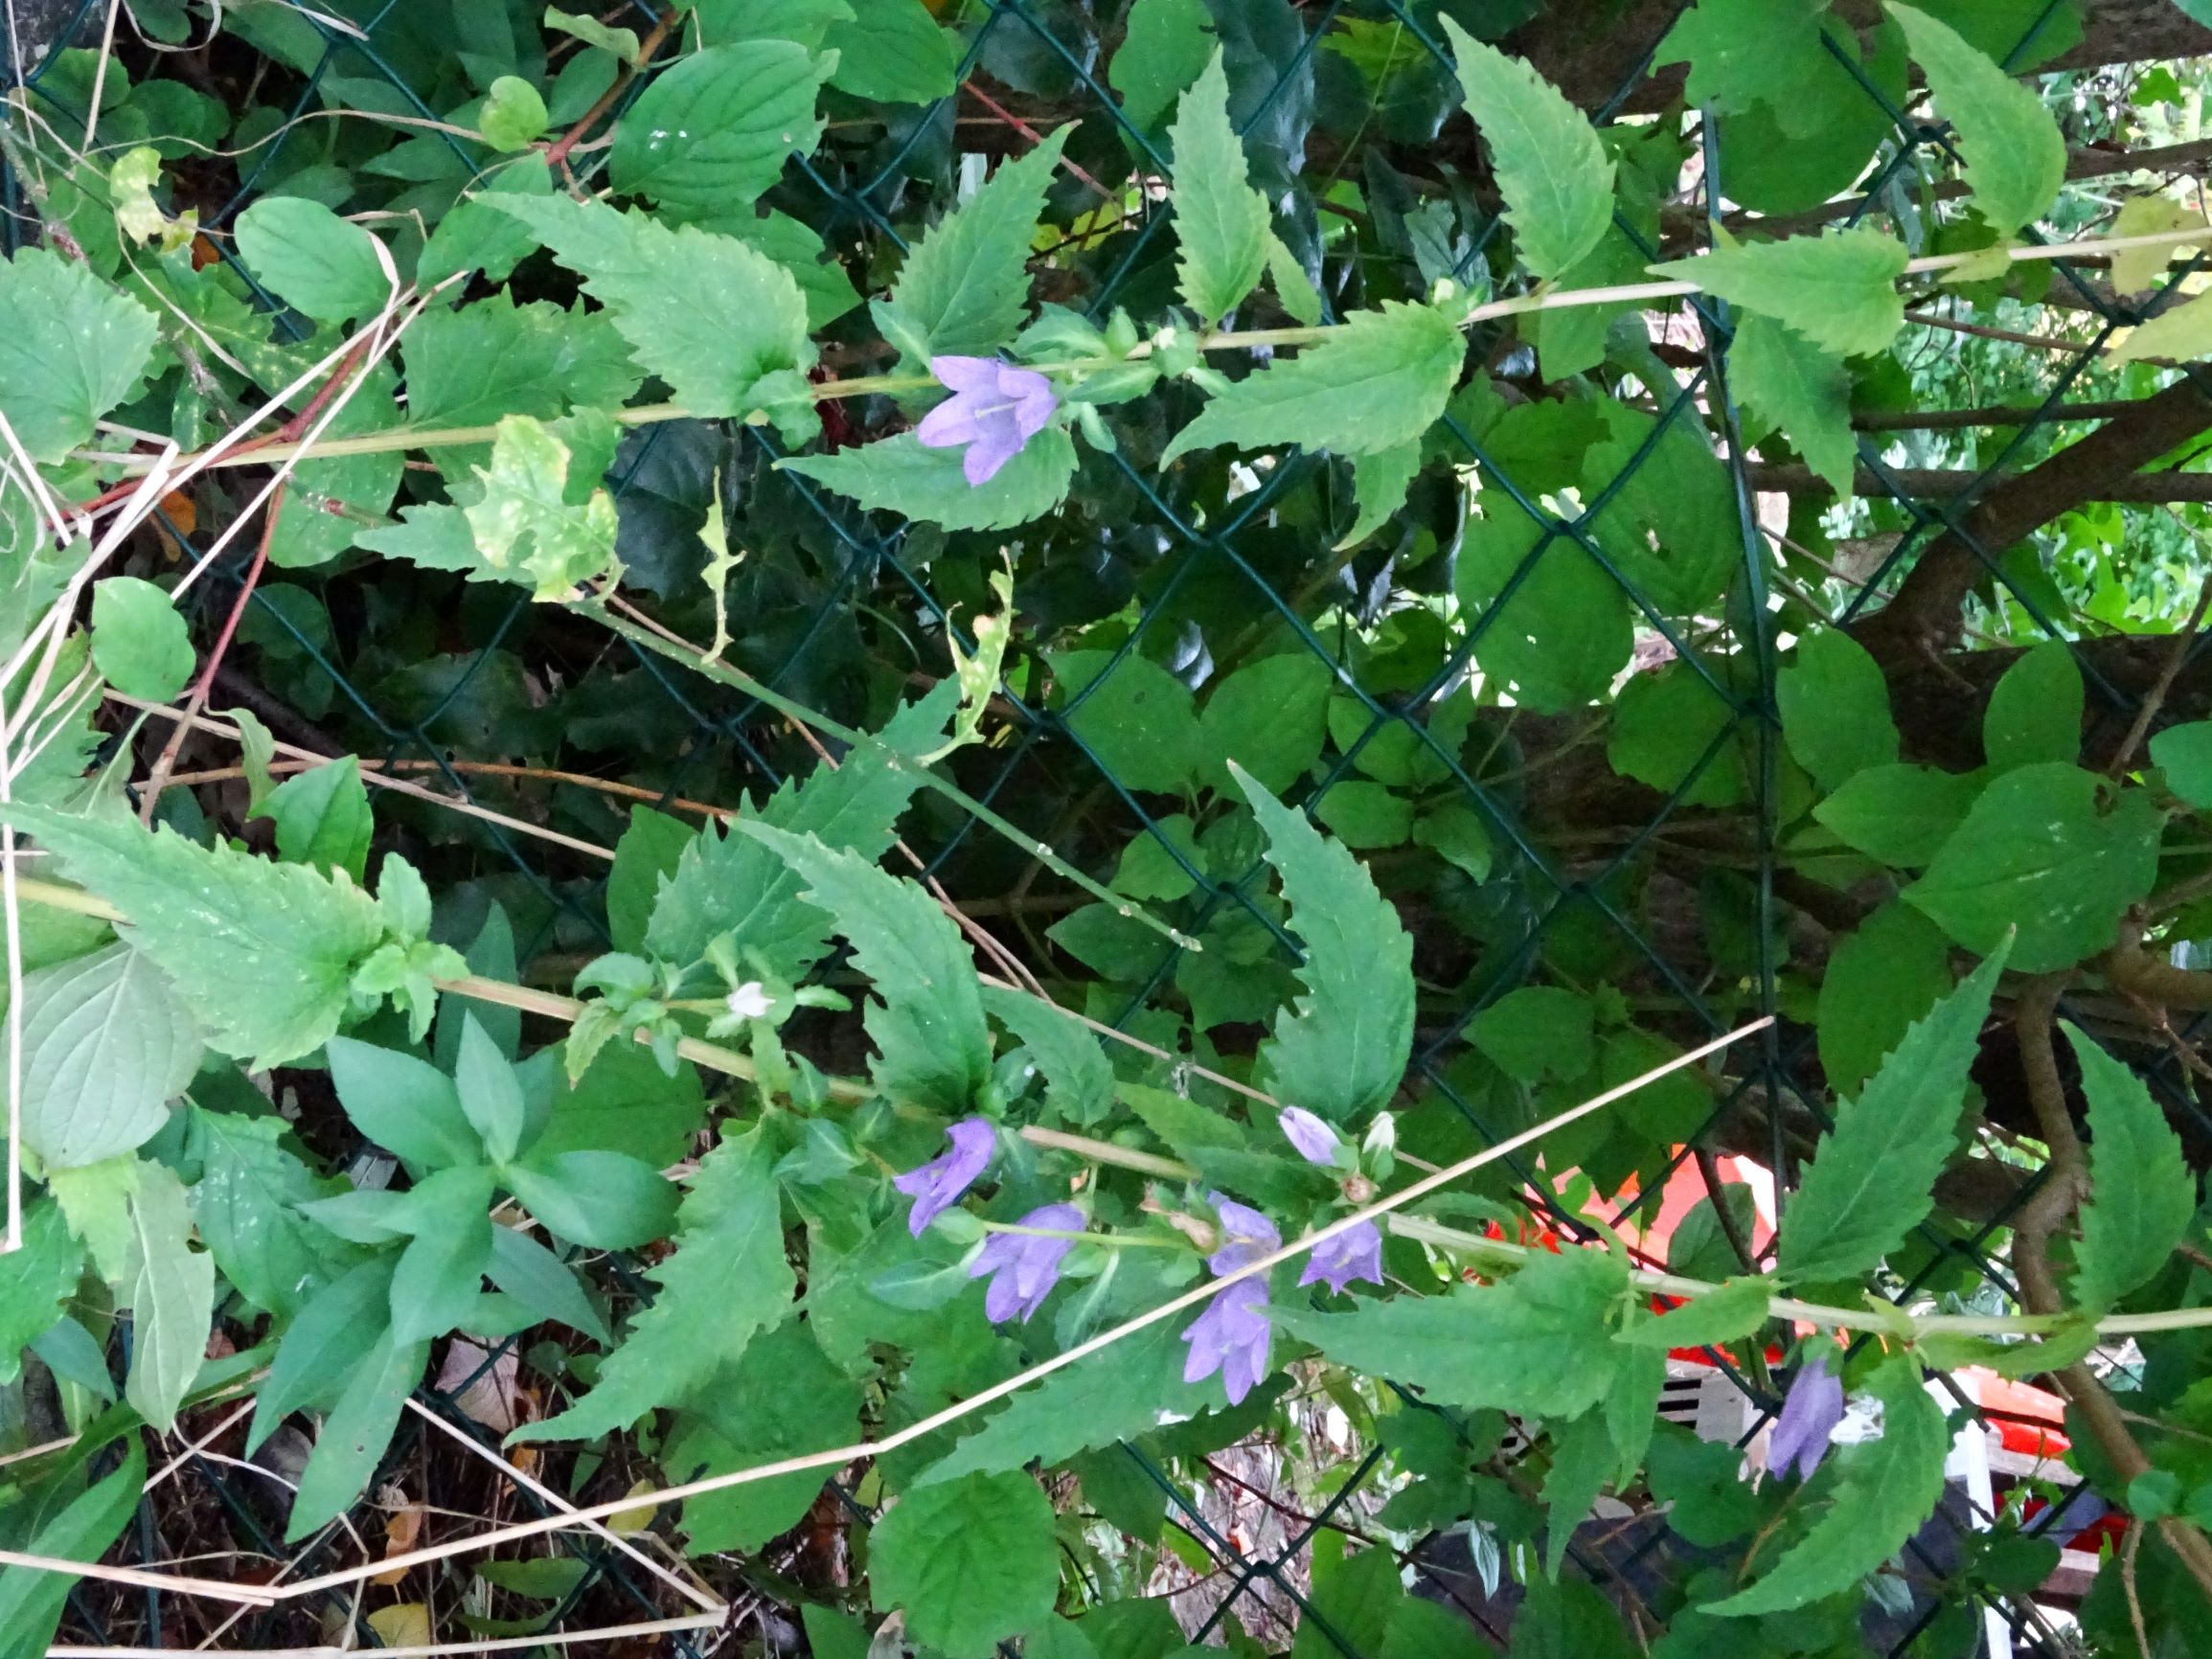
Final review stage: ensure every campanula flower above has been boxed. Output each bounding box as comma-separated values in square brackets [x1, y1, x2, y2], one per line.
[1300, 1221, 1383, 1294]
[969, 1203, 1084, 1324]
[1183, 1277, 1273, 1404]
[916, 355, 1058, 486]
[1207, 1195, 1281, 1274]
[893, 1116, 995, 1236]
[1278, 1106, 1344, 1166]
[1767, 1351, 1846, 1480]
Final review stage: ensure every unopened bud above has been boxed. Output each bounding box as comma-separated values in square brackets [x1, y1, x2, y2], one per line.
[1341, 1173, 1378, 1204]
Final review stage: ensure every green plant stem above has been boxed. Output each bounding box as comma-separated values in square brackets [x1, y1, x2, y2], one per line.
[572, 594, 1198, 951]
[979, 1218, 1185, 1247]
[80, 226, 2212, 480]
[1386, 1215, 2212, 1341]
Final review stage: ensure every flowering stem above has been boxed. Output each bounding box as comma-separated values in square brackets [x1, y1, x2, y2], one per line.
[980, 1219, 1186, 1248]
[1388, 1215, 2212, 1341]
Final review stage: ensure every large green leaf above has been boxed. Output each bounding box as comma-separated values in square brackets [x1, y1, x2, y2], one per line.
[1704, 1357, 1949, 1615]
[980, 985, 1115, 1127]
[1813, 762, 1984, 868]
[1777, 944, 2007, 1284]
[1982, 640, 2082, 770]
[489, 193, 810, 422]
[1048, 648, 1205, 795]
[889, 127, 1070, 356]
[13, 943, 200, 1169]
[668, 1320, 865, 1552]
[122, 1162, 214, 1433]
[186, 1108, 349, 1317]
[88, 577, 194, 703]
[1456, 497, 1633, 714]
[646, 683, 955, 967]
[1892, 5, 2065, 237]
[285, 1329, 428, 1541]
[1654, 0, 1828, 120]
[1776, 630, 1898, 791]
[400, 293, 641, 429]
[1163, 302, 1464, 463]
[1168, 51, 1271, 322]
[262, 756, 372, 882]
[1237, 765, 1413, 1123]
[514, 1126, 792, 1443]
[870, 1470, 1061, 1659]
[1815, 901, 1954, 1098]
[1272, 1249, 1631, 1420]
[609, 40, 831, 214]
[2064, 1023, 2194, 1310]
[780, 428, 1078, 531]
[249, 1257, 394, 1451]
[1904, 764, 2161, 972]
[1437, 19, 1613, 282]
[233, 196, 390, 323]
[737, 824, 991, 1113]
[1652, 227, 1908, 358]
[920, 1321, 1211, 1486]
[0, 248, 158, 463]
[1731, 314, 1856, 497]
[0, 1201, 82, 1383]
[7, 807, 389, 1069]
[825, 0, 960, 102]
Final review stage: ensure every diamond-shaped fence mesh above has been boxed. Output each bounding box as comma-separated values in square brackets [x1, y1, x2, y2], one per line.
[5, 0, 2198, 1653]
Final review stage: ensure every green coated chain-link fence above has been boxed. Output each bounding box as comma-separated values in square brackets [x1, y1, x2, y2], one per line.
[9, 0, 2202, 1652]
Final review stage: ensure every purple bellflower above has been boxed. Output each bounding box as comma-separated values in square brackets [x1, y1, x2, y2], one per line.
[1183, 1277, 1273, 1405]
[1300, 1222, 1384, 1294]
[916, 356, 1058, 486]
[893, 1116, 995, 1237]
[970, 1203, 1084, 1324]
[1767, 1351, 1846, 1480]
[1184, 1195, 1281, 1403]
[1276, 1109, 1382, 1294]
[1278, 1106, 1344, 1166]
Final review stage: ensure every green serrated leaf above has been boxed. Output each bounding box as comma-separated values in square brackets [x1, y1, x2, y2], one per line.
[513, 1126, 792, 1443]
[401, 293, 641, 431]
[186, 1107, 349, 1318]
[609, 40, 830, 214]
[870, 1470, 1060, 1659]
[1168, 51, 1271, 322]
[1904, 764, 2160, 971]
[1162, 301, 1463, 463]
[1653, 227, 1908, 358]
[2064, 1023, 2194, 1309]
[981, 984, 1115, 1126]
[1778, 943, 2008, 1284]
[646, 682, 955, 968]
[1654, 0, 1828, 119]
[1109, 0, 1214, 136]
[1235, 765, 1413, 1123]
[1817, 900, 1954, 1098]
[7, 805, 389, 1068]
[489, 193, 810, 421]
[1892, 5, 2066, 237]
[1730, 314, 1857, 497]
[1618, 1276, 1772, 1350]
[780, 428, 1078, 532]
[891, 127, 1071, 357]
[736, 823, 991, 1112]
[1273, 1249, 1630, 1419]
[0, 249, 158, 464]
[1704, 1356, 1949, 1615]
[479, 75, 548, 150]
[1437, 18, 1613, 282]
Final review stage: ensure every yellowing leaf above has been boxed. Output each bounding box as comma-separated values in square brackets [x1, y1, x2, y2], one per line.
[2109, 193, 2201, 294]
[366, 1602, 432, 1648]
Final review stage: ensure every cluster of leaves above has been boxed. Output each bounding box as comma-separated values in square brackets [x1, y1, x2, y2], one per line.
[8, 0, 2212, 1656]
